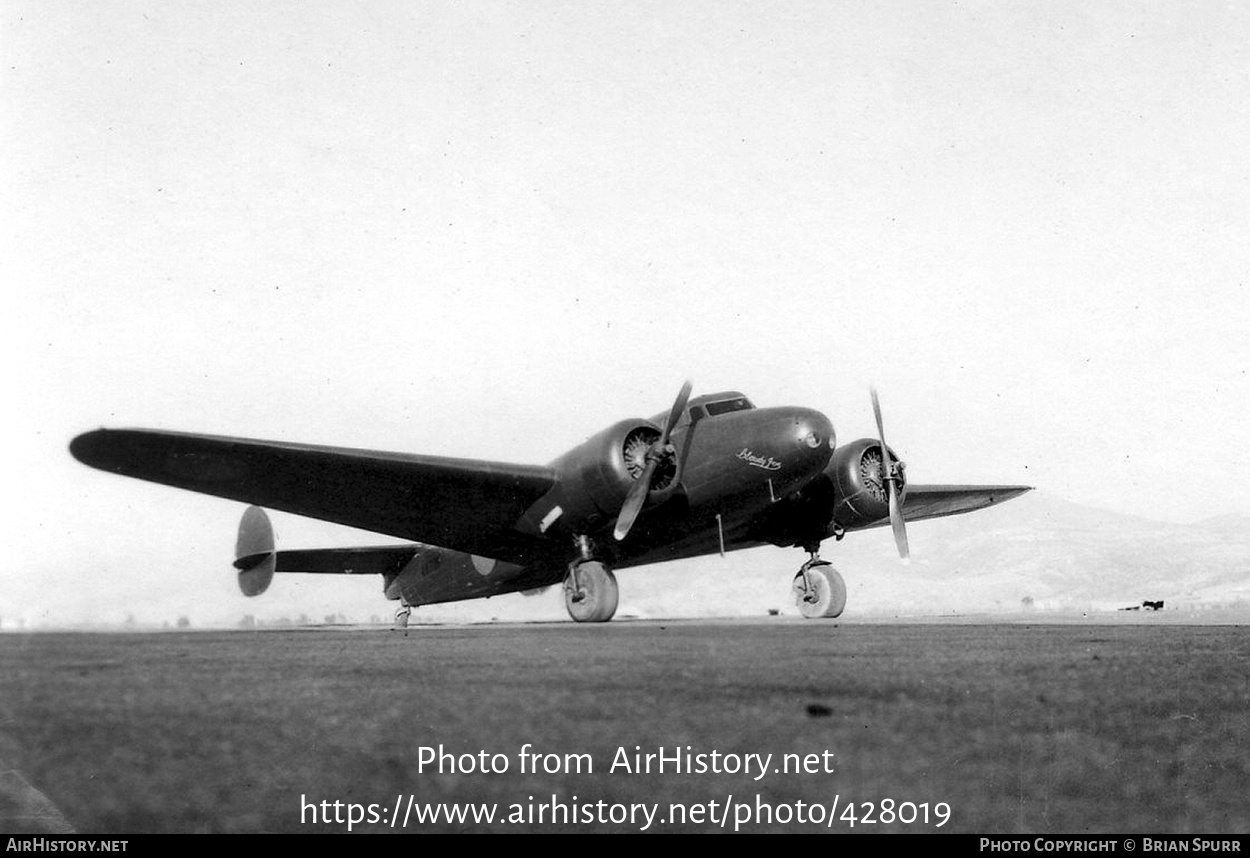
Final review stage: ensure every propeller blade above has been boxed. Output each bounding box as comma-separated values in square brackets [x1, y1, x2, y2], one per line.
[870, 386, 909, 560]
[661, 380, 694, 445]
[614, 457, 657, 541]
[888, 479, 910, 560]
[614, 381, 693, 542]
[870, 385, 887, 447]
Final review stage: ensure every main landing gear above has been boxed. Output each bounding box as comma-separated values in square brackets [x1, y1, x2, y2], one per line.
[792, 550, 846, 619]
[394, 600, 413, 629]
[564, 536, 619, 623]
[564, 560, 619, 623]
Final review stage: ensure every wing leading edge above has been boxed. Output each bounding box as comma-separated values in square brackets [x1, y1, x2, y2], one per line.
[900, 484, 1032, 523]
[70, 428, 557, 564]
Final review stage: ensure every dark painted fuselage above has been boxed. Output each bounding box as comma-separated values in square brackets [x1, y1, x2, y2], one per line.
[390, 393, 836, 606]
[612, 396, 833, 563]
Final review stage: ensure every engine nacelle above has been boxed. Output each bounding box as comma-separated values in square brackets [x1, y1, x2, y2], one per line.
[545, 418, 669, 533]
[827, 437, 906, 531]
[750, 437, 907, 547]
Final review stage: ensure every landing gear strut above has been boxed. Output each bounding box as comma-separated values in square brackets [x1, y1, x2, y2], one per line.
[394, 601, 412, 629]
[564, 560, 619, 623]
[792, 549, 846, 619]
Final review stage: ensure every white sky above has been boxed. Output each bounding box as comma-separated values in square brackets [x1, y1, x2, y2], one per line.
[3, 1, 1248, 626]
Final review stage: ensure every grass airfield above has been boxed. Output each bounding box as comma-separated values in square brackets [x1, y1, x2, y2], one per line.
[1, 617, 1247, 833]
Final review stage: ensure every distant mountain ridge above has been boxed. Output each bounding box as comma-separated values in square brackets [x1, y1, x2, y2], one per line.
[610, 491, 1250, 619]
[7, 492, 1246, 628]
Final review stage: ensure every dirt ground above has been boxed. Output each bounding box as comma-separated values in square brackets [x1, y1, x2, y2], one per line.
[1, 619, 1247, 833]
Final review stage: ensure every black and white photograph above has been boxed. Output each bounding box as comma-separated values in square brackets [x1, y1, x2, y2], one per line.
[3, 0, 1248, 837]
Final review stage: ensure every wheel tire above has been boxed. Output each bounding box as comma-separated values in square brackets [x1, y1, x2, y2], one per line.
[565, 561, 619, 623]
[793, 564, 846, 619]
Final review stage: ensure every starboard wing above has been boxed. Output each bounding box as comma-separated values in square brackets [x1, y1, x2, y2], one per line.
[70, 428, 557, 564]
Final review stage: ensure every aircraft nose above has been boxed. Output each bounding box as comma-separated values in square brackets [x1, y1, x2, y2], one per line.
[791, 409, 835, 459]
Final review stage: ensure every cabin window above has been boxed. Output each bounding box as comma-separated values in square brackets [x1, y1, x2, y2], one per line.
[704, 397, 752, 416]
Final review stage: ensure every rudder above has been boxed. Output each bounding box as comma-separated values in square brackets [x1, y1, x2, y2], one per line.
[234, 505, 276, 596]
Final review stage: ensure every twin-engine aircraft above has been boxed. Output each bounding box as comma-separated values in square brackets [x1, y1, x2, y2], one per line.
[70, 384, 1030, 624]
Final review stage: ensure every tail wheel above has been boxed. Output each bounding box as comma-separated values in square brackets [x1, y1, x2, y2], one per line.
[394, 604, 412, 629]
[565, 561, 619, 623]
[793, 563, 846, 619]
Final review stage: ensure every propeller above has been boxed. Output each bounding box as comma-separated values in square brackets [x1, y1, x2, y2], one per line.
[870, 386, 910, 560]
[614, 380, 693, 541]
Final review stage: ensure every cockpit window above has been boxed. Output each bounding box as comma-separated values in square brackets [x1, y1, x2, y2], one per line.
[704, 396, 753, 416]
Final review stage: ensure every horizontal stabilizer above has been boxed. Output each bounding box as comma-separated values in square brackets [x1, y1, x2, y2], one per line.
[272, 546, 421, 576]
[232, 506, 421, 594]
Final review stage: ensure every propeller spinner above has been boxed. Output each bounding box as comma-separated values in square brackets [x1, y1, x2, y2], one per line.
[870, 386, 910, 560]
[614, 380, 693, 541]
